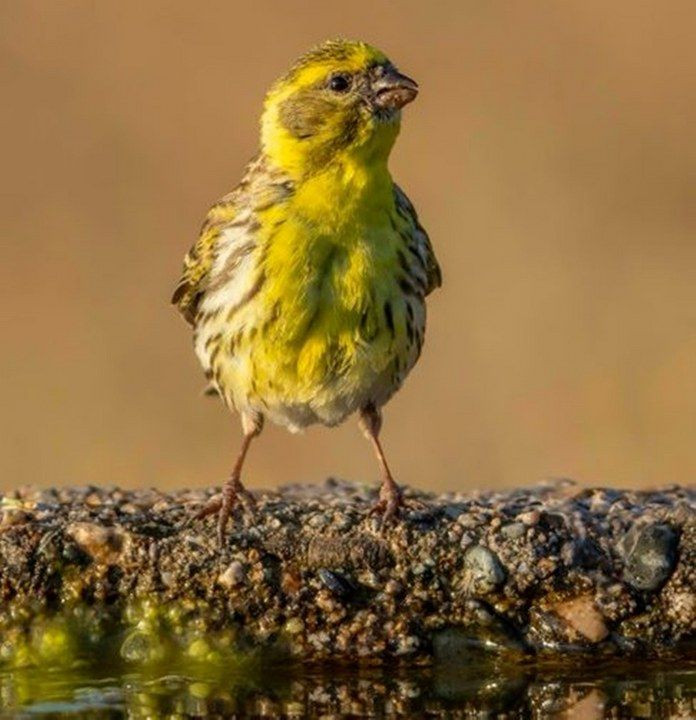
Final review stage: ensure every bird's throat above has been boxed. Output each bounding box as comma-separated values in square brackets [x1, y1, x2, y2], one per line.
[291, 158, 394, 232]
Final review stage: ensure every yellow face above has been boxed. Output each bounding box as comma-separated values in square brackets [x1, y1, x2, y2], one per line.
[261, 40, 418, 174]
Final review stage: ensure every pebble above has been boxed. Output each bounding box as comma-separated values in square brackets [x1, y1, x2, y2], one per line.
[518, 510, 540, 526]
[622, 523, 678, 591]
[66, 522, 129, 564]
[460, 532, 475, 549]
[457, 514, 479, 529]
[462, 545, 506, 594]
[553, 595, 609, 643]
[501, 522, 525, 539]
[384, 579, 402, 596]
[218, 561, 245, 589]
[285, 617, 304, 635]
[318, 569, 354, 599]
[442, 503, 469, 520]
[0, 509, 33, 527]
[394, 635, 419, 655]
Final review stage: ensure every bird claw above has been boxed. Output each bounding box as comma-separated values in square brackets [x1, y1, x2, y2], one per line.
[188, 479, 256, 546]
[193, 494, 223, 521]
[368, 483, 423, 528]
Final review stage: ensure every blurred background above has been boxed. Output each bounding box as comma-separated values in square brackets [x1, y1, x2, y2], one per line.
[1, 1, 694, 493]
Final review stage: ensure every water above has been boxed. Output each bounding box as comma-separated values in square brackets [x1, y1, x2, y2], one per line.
[1, 659, 693, 718]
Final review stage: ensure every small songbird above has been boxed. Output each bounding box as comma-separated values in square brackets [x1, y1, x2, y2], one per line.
[172, 39, 441, 542]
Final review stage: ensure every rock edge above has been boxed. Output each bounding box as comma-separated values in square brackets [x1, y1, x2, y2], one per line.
[0, 479, 693, 666]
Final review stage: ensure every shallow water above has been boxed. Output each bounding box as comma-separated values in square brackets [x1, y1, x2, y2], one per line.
[1, 658, 694, 718]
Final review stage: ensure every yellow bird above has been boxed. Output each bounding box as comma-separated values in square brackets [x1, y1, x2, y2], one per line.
[172, 39, 441, 542]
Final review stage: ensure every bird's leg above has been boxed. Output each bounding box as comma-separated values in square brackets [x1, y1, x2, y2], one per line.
[194, 413, 262, 545]
[359, 405, 409, 524]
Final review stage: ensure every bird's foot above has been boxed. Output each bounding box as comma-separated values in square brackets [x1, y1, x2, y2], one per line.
[192, 477, 256, 546]
[368, 481, 424, 527]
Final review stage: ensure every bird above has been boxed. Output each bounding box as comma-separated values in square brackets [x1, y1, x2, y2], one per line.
[172, 39, 441, 543]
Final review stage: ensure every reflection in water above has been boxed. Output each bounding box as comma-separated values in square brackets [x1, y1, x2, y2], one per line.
[1, 658, 694, 718]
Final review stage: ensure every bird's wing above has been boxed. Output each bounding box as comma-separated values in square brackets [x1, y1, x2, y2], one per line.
[171, 193, 238, 325]
[171, 155, 293, 325]
[393, 184, 442, 296]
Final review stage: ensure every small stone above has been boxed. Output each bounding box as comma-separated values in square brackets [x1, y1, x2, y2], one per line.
[0, 509, 32, 527]
[518, 510, 540, 526]
[553, 595, 609, 643]
[501, 522, 525, 539]
[318, 569, 354, 599]
[537, 557, 557, 578]
[281, 570, 301, 595]
[562, 537, 602, 569]
[394, 635, 419, 656]
[460, 532, 474, 549]
[461, 545, 506, 594]
[218, 560, 245, 589]
[359, 569, 380, 588]
[332, 515, 353, 531]
[66, 522, 129, 564]
[384, 579, 402, 596]
[84, 492, 103, 508]
[308, 514, 327, 529]
[446, 522, 462, 539]
[623, 523, 678, 591]
[442, 503, 468, 520]
[412, 563, 427, 576]
[457, 514, 479, 529]
[539, 512, 566, 531]
[285, 617, 304, 635]
[665, 591, 695, 625]
[561, 541, 576, 566]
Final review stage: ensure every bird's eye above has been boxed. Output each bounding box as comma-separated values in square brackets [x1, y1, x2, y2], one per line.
[328, 73, 352, 93]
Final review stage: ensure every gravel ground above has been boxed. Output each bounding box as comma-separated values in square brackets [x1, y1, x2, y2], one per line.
[0, 479, 693, 666]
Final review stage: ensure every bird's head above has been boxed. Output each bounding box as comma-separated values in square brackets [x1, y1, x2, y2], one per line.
[261, 39, 418, 177]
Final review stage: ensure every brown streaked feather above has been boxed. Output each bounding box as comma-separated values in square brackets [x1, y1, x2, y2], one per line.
[203, 382, 220, 397]
[171, 154, 293, 326]
[393, 184, 442, 296]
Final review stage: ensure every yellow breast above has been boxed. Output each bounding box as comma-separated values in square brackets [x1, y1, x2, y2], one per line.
[198, 161, 425, 430]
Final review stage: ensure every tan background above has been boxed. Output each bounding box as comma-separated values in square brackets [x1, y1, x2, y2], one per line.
[1, 1, 694, 493]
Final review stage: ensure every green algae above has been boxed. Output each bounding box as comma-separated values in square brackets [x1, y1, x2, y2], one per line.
[0, 598, 268, 676]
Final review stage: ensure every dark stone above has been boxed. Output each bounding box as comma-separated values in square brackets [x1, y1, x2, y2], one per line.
[61, 542, 91, 566]
[539, 512, 567, 531]
[562, 537, 603, 569]
[442, 503, 469, 520]
[318, 569, 355, 599]
[623, 523, 679, 591]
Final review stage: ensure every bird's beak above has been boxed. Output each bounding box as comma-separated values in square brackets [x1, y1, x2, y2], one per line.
[372, 67, 419, 110]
